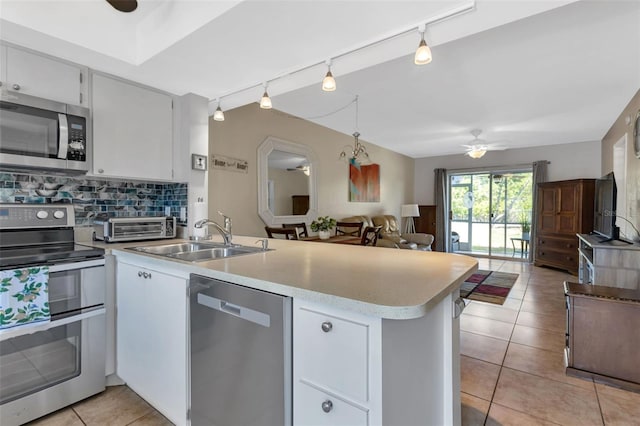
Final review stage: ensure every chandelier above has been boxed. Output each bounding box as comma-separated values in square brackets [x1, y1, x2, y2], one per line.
[339, 96, 371, 164]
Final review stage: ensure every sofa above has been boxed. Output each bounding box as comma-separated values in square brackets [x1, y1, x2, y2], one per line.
[340, 215, 434, 250]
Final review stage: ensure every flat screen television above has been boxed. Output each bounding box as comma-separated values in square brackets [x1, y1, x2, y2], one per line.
[593, 172, 619, 241]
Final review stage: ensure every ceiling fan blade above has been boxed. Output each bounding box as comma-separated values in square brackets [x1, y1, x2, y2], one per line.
[107, 0, 138, 13]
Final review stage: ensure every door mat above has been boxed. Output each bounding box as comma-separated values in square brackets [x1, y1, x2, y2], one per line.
[460, 270, 519, 305]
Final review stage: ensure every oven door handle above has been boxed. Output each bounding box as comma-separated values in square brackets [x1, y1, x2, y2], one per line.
[48, 258, 105, 272]
[0, 306, 105, 342]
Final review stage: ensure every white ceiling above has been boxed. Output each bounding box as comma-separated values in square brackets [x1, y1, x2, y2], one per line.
[1, 0, 638, 158]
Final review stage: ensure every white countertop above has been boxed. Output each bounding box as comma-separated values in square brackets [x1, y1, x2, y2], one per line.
[83, 235, 478, 320]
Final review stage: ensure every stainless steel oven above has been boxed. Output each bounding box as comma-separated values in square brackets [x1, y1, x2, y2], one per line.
[0, 92, 90, 173]
[0, 204, 105, 426]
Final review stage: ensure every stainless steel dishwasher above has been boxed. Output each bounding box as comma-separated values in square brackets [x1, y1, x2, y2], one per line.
[189, 274, 292, 426]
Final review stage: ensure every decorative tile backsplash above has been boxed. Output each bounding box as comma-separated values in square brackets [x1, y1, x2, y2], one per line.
[0, 171, 188, 225]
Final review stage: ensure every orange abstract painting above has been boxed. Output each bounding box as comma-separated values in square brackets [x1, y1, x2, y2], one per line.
[349, 159, 380, 202]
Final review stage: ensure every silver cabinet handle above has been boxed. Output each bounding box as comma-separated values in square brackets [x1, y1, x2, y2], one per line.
[321, 400, 333, 413]
[98, 169, 104, 174]
[321, 321, 333, 332]
[12, 83, 20, 91]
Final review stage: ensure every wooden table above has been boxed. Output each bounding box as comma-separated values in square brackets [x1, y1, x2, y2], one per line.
[510, 237, 530, 257]
[302, 235, 362, 245]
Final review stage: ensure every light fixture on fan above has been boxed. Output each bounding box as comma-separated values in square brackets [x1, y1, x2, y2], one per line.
[339, 96, 370, 164]
[466, 146, 487, 159]
[464, 129, 489, 159]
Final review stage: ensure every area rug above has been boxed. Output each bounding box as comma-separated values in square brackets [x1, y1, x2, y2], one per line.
[460, 270, 519, 305]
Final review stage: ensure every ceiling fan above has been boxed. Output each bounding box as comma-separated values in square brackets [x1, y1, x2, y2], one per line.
[286, 165, 310, 176]
[106, 0, 138, 13]
[462, 129, 507, 159]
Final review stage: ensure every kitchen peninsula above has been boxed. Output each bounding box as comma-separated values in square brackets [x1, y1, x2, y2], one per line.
[96, 235, 477, 426]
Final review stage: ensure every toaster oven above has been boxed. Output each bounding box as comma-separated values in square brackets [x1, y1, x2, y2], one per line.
[93, 216, 176, 243]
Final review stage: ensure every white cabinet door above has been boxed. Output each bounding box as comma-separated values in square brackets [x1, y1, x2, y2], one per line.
[92, 74, 173, 181]
[293, 299, 381, 426]
[117, 261, 187, 426]
[5, 46, 86, 106]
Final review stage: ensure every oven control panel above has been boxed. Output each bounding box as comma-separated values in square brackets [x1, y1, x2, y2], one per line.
[0, 204, 74, 228]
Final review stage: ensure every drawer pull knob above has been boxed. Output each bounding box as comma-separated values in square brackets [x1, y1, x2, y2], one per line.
[322, 400, 333, 413]
[321, 321, 333, 333]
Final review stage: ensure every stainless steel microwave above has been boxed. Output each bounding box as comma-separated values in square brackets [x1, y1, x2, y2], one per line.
[0, 92, 90, 173]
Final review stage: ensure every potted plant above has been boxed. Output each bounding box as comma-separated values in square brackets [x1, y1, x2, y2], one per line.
[521, 218, 531, 239]
[310, 216, 337, 240]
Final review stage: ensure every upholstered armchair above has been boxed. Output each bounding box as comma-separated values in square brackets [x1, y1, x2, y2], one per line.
[371, 215, 434, 251]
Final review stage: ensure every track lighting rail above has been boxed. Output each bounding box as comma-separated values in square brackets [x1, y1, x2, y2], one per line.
[209, 1, 475, 112]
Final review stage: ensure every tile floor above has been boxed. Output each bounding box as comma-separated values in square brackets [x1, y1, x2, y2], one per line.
[461, 258, 640, 426]
[27, 259, 640, 426]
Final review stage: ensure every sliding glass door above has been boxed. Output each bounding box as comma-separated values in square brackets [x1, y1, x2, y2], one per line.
[450, 170, 532, 257]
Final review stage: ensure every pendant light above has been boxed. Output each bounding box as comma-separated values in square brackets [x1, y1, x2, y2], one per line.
[339, 96, 370, 164]
[260, 84, 272, 109]
[213, 99, 225, 121]
[414, 25, 432, 65]
[322, 60, 336, 92]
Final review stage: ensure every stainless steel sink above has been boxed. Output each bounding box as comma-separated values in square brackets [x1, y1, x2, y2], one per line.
[126, 242, 268, 262]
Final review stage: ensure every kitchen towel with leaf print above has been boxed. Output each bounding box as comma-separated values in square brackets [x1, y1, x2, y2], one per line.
[0, 266, 50, 329]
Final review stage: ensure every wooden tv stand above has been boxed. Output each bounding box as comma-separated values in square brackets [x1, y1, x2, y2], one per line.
[564, 281, 640, 392]
[577, 234, 640, 289]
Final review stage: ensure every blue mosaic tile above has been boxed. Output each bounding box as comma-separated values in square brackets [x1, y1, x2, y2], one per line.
[0, 170, 189, 223]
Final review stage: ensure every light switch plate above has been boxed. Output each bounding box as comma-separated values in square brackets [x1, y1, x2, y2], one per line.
[192, 154, 208, 171]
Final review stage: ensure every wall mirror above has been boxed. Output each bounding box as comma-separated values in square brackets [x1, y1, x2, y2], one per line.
[257, 136, 317, 226]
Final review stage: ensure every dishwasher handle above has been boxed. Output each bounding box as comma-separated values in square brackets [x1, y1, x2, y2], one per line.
[197, 292, 271, 328]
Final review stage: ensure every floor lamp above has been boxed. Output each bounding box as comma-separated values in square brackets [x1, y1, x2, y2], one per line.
[401, 204, 419, 234]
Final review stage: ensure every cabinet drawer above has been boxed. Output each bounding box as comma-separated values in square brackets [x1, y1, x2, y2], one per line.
[294, 304, 371, 402]
[536, 248, 578, 268]
[537, 236, 578, 251]
[295, 382, 368, 426]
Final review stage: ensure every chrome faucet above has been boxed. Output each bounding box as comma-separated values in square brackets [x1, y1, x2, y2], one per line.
[194, 211, 233, 246]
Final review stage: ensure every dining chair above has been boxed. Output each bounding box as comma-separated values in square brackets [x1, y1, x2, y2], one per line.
[335, 221, 364, 237]
[265, 226, 298, 240]
[361, 225, 382, 246]
[282, 222, 309, 238]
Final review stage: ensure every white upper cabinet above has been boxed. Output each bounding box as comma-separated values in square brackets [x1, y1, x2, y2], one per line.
[2, 45, 87, 106]
[91, 73, 174, 181]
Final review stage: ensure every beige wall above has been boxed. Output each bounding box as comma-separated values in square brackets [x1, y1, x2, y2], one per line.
[601, 89, 640, 241]
[268, 168, 308, 216]
[209, 103, 415, 237]
[414, 141, 602, 205]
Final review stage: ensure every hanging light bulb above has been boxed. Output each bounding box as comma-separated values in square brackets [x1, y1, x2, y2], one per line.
[414, 26, 432, 65]
[322, 61, 336, 92]
[213, 99, 225, 121]
[260, 84, 272, 109]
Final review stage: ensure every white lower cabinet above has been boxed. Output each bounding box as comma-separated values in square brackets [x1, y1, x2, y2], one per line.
[296, 382, 369, 425]
[293, 299, 382, 426]
[116, 260, 188, 426]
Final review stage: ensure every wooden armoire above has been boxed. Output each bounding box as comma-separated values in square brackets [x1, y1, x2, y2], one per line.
[414, 205, 438, 251]
[534, 179, 596, 274]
